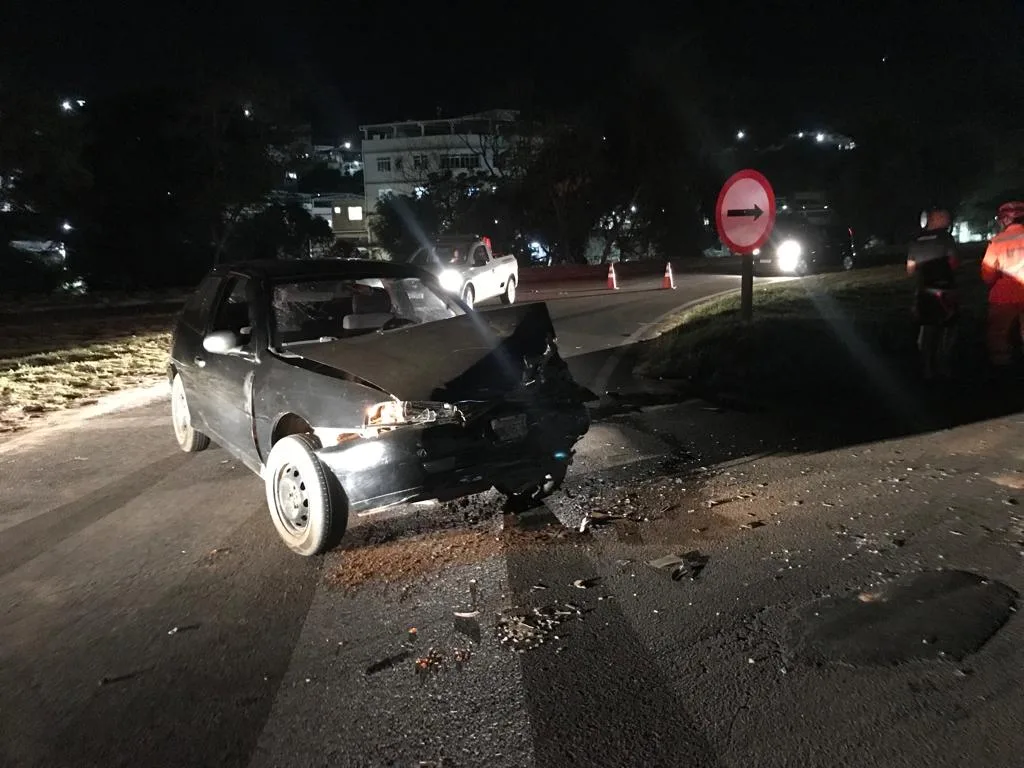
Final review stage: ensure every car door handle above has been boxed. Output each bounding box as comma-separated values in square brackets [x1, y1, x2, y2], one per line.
[194, 355, 206, 368]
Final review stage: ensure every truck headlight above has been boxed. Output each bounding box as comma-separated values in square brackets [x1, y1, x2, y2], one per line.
[438, 269, 463, 292]
[776, 239, 803, 272]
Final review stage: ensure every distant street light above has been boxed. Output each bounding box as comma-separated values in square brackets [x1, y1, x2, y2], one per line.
[815, 132, 825, 143]
[60, 100, 73, 112]
[243, 108, 252, 118]
[343, 141, 352, 150]
[736, 130, 746, 140]
[61, 221, 73, 232]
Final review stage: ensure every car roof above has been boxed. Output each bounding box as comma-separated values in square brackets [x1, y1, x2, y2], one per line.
[210, 258, 427, 282]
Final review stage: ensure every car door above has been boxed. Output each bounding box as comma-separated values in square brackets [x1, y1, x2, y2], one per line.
[468, 244, 496, 299]
[190, 275, 261, 468]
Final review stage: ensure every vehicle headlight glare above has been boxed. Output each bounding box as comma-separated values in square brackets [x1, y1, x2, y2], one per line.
[438, 269, 463, 292]
[776, 239, 803, 272]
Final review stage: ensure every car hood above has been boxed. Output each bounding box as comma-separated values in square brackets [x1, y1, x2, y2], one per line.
[286, 302, 588, 402]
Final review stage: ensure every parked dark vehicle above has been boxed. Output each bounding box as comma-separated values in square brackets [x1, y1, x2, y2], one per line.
[753, 215, 858, 276]
[168, 259, 594, 556]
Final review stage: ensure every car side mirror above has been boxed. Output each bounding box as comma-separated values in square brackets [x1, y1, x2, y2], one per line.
[203, 330, 241, 355]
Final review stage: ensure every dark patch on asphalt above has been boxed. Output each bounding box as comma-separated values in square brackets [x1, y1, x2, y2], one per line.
[0, 454, 192, 578]
[789, 569, 1018, 666]
[505, 548, 717, 768]
[43, 507, 320, 768]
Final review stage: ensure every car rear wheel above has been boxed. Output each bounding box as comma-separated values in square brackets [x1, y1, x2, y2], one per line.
[171, 373, 210, 453]
[500, 277, 516, 305]
[264, 434, 347, 556]
[462, 284, 475, 309]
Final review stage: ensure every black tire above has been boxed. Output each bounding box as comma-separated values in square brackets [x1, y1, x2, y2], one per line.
[264, 433, 347, 556]
[500, 277, 517, 305]
[462, 284, 476, 309]
[171, 373, 210, 453]
[842, 255, 855, 271]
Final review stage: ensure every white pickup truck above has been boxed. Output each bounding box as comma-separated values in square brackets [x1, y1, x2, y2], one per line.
[409, 235, 519, 309]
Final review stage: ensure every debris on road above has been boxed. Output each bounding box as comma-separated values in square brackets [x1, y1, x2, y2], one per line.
[573, 577, 602, 589]
[496, 602, 585, 651]
[648, 554, 685, 569]
[453, 613, 482, 644]
[531, 582, 549, 591]
[453, 610, 480, 619]
[740, 520, 766, 530]
[166, 623, 200, 636]
[648, 550, 709, 581]
[671, 551, 710, 581]
[407, 627, 418, 643]
[415, 648, 445, 677]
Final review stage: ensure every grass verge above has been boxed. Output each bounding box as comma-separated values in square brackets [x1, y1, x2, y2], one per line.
[639, 262, 992, 407]
[0, 318, 172, 434]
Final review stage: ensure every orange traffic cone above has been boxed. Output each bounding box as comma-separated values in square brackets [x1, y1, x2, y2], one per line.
[607, 263, 619, 290]
[662, 261, 676, 289]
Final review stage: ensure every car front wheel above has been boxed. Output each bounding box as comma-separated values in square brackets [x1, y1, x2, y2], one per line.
[500, 277, 516, 305]
[462, 284, 476, 309]
[264, 434, 347, 556]
[171, 373, 210, 453]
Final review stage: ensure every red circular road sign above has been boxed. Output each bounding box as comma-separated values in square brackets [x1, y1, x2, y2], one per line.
[715, 169, 776, 254]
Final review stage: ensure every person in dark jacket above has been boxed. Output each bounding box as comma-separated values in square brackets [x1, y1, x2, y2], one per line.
[907, 208, 959, 380]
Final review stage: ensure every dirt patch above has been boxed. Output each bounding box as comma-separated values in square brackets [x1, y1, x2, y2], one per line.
[325, 519, 572, 590]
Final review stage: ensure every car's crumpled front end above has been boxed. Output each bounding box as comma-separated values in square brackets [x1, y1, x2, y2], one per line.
[295, 302, 595, 513]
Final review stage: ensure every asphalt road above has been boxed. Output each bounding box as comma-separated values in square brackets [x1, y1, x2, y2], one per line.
[2, 271, 1023, 768]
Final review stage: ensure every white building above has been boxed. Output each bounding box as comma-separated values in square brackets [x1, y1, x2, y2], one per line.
[358, 110, 519, 214]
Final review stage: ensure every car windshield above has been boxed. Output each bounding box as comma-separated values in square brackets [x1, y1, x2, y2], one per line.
[270, 276, 464, 346]
[412, 246, 469, 267]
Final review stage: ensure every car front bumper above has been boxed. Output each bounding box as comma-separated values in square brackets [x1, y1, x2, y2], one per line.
[314, 401, 591, 514]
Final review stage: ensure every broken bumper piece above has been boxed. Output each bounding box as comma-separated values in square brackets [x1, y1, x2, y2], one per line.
[315, 403, 590, 513]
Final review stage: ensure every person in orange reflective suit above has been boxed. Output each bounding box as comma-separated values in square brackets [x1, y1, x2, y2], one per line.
[981, 201, 1024, 367]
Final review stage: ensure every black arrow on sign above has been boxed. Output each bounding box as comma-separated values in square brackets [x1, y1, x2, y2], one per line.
[726, 204, 764, 221]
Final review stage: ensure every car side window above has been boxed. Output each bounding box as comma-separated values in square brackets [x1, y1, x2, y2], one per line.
[180, 276, 222, 332]
[472, 246, 489, 266]
[211, 277, 255, 347]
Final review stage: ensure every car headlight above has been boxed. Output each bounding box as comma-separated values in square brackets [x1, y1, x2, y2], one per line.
[776, 239, 803, 272]
[365, 400, 463, 428]
[438, 269, 463, 292]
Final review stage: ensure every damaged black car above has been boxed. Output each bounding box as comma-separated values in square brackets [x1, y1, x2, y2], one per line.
[167, 259, 594, 556]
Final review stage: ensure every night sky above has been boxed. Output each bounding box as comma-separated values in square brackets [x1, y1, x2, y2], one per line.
[3, 0, 1021, 138]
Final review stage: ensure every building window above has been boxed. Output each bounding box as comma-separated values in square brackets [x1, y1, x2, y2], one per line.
[394, 157, 403, 171]
[347, 206, 363, 221]
[377, 189, 395, 202]
[439, 154, 480, 170]
[376, 157, 392, 173]
[413, 154, 429, 170]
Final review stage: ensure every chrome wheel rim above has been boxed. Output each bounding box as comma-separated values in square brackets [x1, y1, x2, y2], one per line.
[507, 281, 516, 302]
[463, 287, 475, 309]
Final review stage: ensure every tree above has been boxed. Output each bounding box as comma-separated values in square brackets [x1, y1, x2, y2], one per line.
[0, 80, 91, 226]
[228, 203, 333, 261]
[73, 75, 309, 288]
[369, 194, 442, 259]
